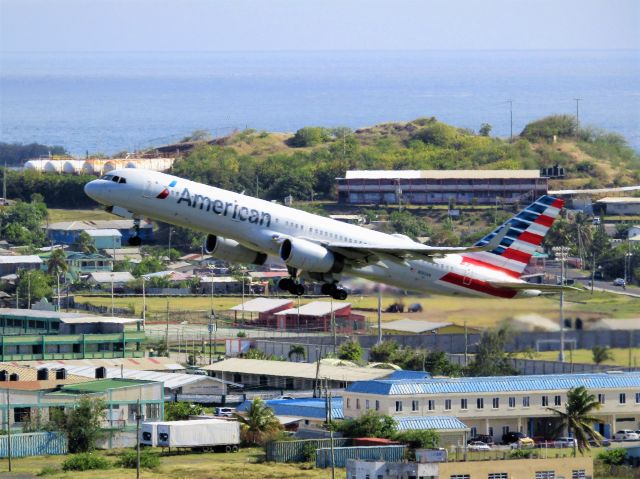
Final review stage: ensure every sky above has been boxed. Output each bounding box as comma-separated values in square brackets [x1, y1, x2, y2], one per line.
[1, 0, 639, 52]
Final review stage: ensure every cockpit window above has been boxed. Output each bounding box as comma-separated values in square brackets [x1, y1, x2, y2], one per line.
[101, 174, 114, 181]
[118, 177, 127, 184]
[112, 176, 120, 182]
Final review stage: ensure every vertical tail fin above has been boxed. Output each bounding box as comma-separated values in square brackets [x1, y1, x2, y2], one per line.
[463, 195, 564, 278]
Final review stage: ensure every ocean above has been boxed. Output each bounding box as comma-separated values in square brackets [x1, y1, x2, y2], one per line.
[0, 50, 639, 155]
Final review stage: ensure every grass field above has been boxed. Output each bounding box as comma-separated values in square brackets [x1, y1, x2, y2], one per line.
[0, 448, 339, 479]
[48, 208, 119, 223]
[515, 348, 640, 367]
[75, 288, 638, 329]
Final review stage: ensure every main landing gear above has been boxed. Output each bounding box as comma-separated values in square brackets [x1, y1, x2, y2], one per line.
[321, 283, 348, 301]
[128, 218, 142, 246]
[278, 278, 305, 296]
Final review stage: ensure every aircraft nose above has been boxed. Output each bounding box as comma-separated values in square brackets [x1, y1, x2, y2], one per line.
[84, 179, 105, 203]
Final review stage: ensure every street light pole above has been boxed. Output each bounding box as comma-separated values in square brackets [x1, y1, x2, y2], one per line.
[110, 273, 115, 316]
[553, 246, 570, 362]
[141, 276, 146, 328]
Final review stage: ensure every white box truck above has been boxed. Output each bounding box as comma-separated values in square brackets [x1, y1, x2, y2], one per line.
[151, 419, 241, 452]
[140, 421, 162, 447]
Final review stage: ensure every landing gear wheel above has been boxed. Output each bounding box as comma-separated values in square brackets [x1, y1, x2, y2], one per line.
[293, 284, 305, 296]
[278, 278, 294, 291]
[332, 288, 348, 300]
[321, 283, 334, 295]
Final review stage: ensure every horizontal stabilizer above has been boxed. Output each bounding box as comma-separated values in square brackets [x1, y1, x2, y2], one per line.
[487, 281, 581, 292]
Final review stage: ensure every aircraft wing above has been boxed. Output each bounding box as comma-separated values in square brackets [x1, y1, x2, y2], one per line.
[486, 282, 582, 292]
[323, 227, 508, 262]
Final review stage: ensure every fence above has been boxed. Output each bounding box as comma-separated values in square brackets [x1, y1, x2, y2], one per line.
[0, 432, 67, 458]
[446, 355, 627, 374]
[316, 445, 406, 468]
[266, 438, 350, 462]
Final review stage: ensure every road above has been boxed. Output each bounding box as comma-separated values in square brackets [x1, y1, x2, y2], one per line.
[543, 263, 640, 297]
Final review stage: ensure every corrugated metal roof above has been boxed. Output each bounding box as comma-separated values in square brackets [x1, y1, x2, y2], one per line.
[380, 319, 453, 333]
[346, 372, 640, 395]
[0, 255, 42, 264]
[344, 170, 540, 180]
[17, 357, 184, 371]
[597, 197, 640, 204]
[203, 358, 392, 382]
[83, 229, 122, 237]
[38, 364, 240, 390]
[590, 319, 640, 331]
[47, 219, 153, 231]
[385, 371, 431, 380]
[275, 301, 350, 317]
[229, 298, 293, 313]
[395, 416, 469, 431]
[88, 271, 135, 283]
[238, 397, 344, 420]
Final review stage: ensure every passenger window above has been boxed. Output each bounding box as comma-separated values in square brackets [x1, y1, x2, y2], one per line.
[112, 176, 120, 182]
[119, 177, 127, 184]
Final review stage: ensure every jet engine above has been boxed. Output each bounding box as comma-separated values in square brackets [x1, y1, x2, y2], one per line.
[279, 238, 344, 273]
[204, 235, 267, 265]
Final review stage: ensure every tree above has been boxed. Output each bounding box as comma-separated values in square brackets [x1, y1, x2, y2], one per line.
[17, 270, 52, 307]
[47, 248, 68, 310]
[289, 127, 330, 147]
[233, 397, 282, 445]
[592, 345, 614, 365]
[52, 396, 107, 453]
[0, 198, 48, 246]
[393, 429, 440, 449]
[466, 324, 518, 376]
[369, 340, 400, 363]
[547, 386, 603, 456]
[338, 339, 364, 363]
[337, 410, 397, 438]
[288, 345, 306, 362]
[74, 231, 97, 254]
[479, 123, 492, 136]
[521, 115, 577, 142]
[164, 401, 204, 421]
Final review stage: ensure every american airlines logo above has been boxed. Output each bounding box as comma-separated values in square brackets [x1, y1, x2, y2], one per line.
[176, 187, 272, 227]
[157, 180, 178, 199]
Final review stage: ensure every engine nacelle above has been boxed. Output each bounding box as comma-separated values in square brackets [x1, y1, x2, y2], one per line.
[204, 235, 267, 266]
[279, 238, 344, 274]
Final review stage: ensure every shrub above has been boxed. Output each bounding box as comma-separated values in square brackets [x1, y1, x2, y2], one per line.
[521, 115, 576, 142]
[62, 453, 111, 471]
[37, 465, 61, 476]
[301, 442, 317, 462]
[597, 448, 627, 466]
[117, 450, 161, 469]
[290, 127, 330, 147]
[509, 448, 534, 459]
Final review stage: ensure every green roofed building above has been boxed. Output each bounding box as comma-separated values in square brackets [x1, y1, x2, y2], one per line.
[0, 308, 144, 361]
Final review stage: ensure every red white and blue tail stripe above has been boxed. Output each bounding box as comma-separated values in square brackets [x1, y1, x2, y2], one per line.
[462, 195, 564, 278]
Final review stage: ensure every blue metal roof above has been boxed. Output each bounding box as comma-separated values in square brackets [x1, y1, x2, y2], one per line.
[395, 416, 469, 431]
[237, 397, 344, 420]
[385, 370, 431, 380]
[346, 372, 640, 396]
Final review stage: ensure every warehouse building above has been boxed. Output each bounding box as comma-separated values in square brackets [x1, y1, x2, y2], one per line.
[46, 219, 153, 246]
[336, 170, 548, 205]
[0, 308, 144, 361]
[343, 372, 640, 442]
[595, 197, 640, 216]
[0, 255, 43, 277]
[273, 301, 366, 333]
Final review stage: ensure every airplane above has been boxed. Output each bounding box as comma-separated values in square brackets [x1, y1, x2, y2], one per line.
[84, 169, 567, 300]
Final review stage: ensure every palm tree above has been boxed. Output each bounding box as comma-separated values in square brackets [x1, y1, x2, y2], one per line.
[47, 248, 68, 311]
[74, 231, 97, 254]
[592, 345, 614, 365]
[233, 397, 281, 445]
[547, 386, 603, 456]
[288, 345, 306, 362]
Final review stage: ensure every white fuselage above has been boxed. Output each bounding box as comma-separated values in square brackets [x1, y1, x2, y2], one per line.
[84, 168, 531, 298]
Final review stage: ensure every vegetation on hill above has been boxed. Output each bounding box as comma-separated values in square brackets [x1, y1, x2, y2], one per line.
[0, 141, 68, 166]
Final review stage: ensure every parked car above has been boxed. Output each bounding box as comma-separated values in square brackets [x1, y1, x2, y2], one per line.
[407, 303, 423, 313]
[274, 395, 295, 400]
[588, 436, 611, 447]
[215, 407, 236, 417]
[553, 437, 577, 448]
[613, 278, 626, 287]
[502, 431, 530, 445]
[467, 441, 491, 451]
[509, 437, 535, 449]
[613, 430, 639, 441]
[467, 434, 494, 446]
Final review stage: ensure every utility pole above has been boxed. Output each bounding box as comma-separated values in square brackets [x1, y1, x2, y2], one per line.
[6, 389, 12, 472]
[377, 288, 382, 345]
[464, 320, 468, 367]
[574, 98, 582, 133]
[135, 398, 142, 479]
[331, 296, 337, 355]
[110, 273, 115, 315]
[326, 378, 336, 479]
[507, 99, 513, 141]
[209, 310, 216, 365]
[553, 246, 570, 362]
[2, 160, 7, 204]
[142, 277, 146, 328]
[591, 254, 595, 295]
[165, 300, 170, 353]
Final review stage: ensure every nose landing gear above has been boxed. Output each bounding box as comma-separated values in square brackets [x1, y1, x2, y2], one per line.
[128, 218, 142, 246]
[278, 277, 305, 296]
[321, 283, 348, 300]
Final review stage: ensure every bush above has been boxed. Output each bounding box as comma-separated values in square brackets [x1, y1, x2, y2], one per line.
[290, 127, 330, 147]
[117, 450, 161, 469]
[301, 442, 317, 462]
[37, 465, 61, 476]
[509, 448, 534, 459]
[521, 115, 576, 142]
[597, 448, 627, 466]
[62, 453, 111, 471]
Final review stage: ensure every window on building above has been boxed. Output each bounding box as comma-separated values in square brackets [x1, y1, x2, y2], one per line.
[492, 398, 499, 409]
[541, 396, 549, 407]
[508, 397, 516, 408]
[477, 398, 484, 409]
[488, 474, 508, 479]
[346, 398, 350, 409]
[129, 403, 141, 422]
[375, 400, 380, 411]
[461, 398, 468, 410]
[470, 427, 477, 437]
[523, 396, 530, 407]
[502, 426, 509, 436]
[366, 400, 370, 410]
[635, 392, 640, 404]
[445, 399, 452, 411]
[554, 395, 562, 406]
[395, 401, 403, 412]
[598, 393, 606, 404]
[356, 399, 360, 410]
[620, 393, 626, 404]
[428, 400, 435, 411]
[535, 472, 555, 479]
[450, 476, 470, 479]
[488, 427, 494, 437]
[145, 403, 160, 420]
[571, 470, 586, 479]
[412, 400, 419, 411]
[14, 407, 30, 423]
